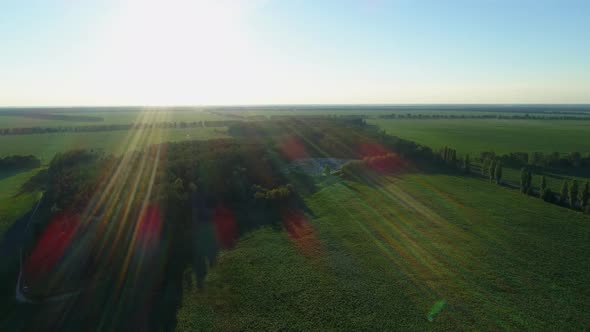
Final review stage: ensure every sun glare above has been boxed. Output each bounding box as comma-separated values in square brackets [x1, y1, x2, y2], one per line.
[85, 0, 267, 105]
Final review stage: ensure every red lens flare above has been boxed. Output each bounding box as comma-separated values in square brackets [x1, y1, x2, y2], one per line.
[213, 205, 237, 249]
[281, 209, 321, 257]
[280, 136, 308, 160]
[24, 212, 79, 283]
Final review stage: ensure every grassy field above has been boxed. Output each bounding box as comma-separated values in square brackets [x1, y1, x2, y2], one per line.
[8, 107, 587, 129]
[176, 173, 590, 331]
[0, 127, 229, 163]
[0, 110, 232, 128]
[1, 110, 590, 330]
[0, 169, 41, 237]
[371, 119, 590, 155]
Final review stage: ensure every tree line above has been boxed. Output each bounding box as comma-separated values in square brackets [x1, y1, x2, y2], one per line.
[0, 120, 245, 136]
[480, 151, 590, 169]
[0, 115, 370, 136]
[0, 154, 41, 172]
[465, 153, 589, 213]
[0, 111, 103, 122]
[520, 168, 590, 213]
[378, 113, 590, 121]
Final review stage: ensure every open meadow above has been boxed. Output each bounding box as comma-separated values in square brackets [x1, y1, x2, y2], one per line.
[0, 169, 41, 236]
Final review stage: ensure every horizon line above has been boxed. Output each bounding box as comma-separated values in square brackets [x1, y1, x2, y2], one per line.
[2, 103, 590, 109]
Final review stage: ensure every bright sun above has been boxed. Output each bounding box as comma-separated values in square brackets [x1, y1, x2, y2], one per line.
[86, 0, 269, 105]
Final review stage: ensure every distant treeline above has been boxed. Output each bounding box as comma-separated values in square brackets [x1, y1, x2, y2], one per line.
[0, 111, 103, 122]
[378, 113, 590, 120]
[0, 155, 41, 172]
[479, 151, 590, 169]
[0, 115, 369, 136]
[0, 120, 242, 135]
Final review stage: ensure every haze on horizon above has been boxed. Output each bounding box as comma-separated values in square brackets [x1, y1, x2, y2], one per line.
[1, 0, 589, 107]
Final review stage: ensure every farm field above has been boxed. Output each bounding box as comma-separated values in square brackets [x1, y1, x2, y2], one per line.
[6, 105, 590, 130]
[0, 109, 232, 128]
[0, 169, 41, 236]
[370, 119, 590, 155]
[0, 127, 229, 162]
[0, 111, 590, 331]
[3, 0, 590, 329]
[176, 173, 590, 331]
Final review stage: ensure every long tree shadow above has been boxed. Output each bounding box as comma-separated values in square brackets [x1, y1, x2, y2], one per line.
[0, 201, 40, 319]
[3, 182, 314, 331]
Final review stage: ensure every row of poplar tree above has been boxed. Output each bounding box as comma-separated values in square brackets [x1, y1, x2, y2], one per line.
[453, 151, 588, 213]
[520, 167, 590, 211]
[482, 158, 503, 184]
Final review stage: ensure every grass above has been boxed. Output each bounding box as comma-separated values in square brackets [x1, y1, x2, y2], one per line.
[0, 170, 42, 327]
[176, 173, 590, 331]
[0, 110, 232, 128]
[0, 127, 229, 163]
[0, 169, 41, 237]
[371, 119, 590, 154]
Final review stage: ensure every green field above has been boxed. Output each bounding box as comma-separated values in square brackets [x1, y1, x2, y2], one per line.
[0, 110, 232, 128]
[176, 173, 590, 330]
[0, 169, 41, 236]
[371, 119, 590, 155]
[1, 111, 590, 330]
[0, 127, 228, 162]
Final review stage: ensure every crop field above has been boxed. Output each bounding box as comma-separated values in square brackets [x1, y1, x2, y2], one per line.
[0, 127, 229, 162]
[0, 169, 41, 236]
[0, 109, 233, 128]
[370, 119, 590, 155]
[176, 173, 590, 331]
[8, 106, 588, 130]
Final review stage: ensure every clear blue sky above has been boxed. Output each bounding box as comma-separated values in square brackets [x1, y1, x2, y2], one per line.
[1, 0, 589, 106]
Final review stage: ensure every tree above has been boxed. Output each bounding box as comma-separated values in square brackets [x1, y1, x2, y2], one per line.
[489, 159, 497, 182]
[569, 180, 579, 208]
[520, 168, 532, 194]
[520, 168, 526, 193]
[463, 154, 470, 174]
[560, 181, 569, 205]
[580, 181, 590, 207]
[526, 170, 533, 194]
[494, 161, 502, 184]
[542, 187, 554, 202]
[539, 175, 547, 199]
[483, 159, 491, 176]
[323, 164, 331, 176]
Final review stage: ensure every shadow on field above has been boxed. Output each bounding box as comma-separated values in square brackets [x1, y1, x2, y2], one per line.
[0, 206, 36, 317]
[0, 169, 32, 181]
[2, 192, 312, 331]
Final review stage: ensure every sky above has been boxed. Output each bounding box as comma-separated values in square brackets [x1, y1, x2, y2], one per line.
[1, 0, 589, 106]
